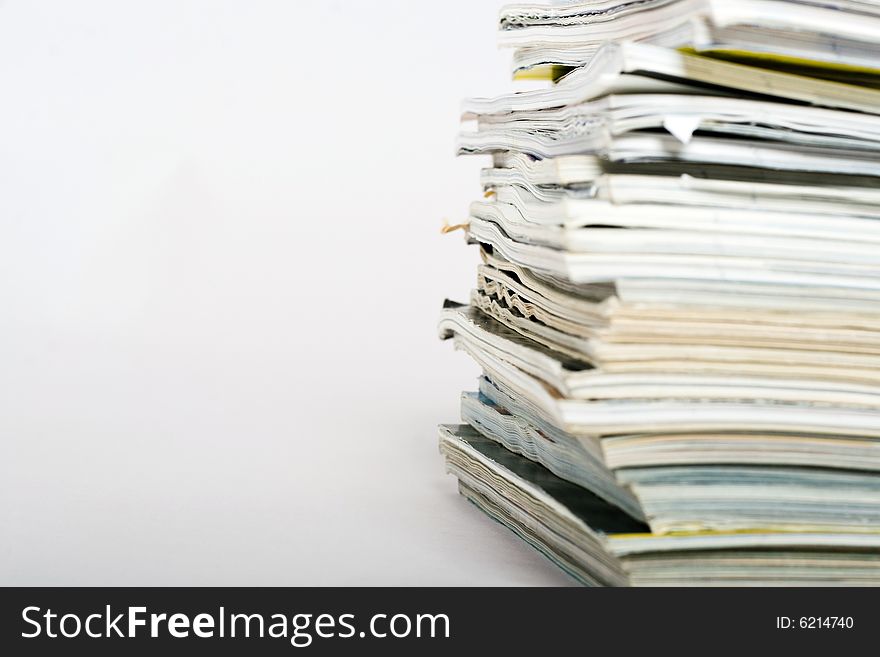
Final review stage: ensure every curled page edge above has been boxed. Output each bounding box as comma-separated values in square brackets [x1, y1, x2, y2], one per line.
[663, 114, 703, 144]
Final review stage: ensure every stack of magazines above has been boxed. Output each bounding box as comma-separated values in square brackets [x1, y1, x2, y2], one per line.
[439, 0, 880, 586]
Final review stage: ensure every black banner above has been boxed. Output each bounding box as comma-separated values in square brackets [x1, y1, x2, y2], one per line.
[0, 587, 875, 654]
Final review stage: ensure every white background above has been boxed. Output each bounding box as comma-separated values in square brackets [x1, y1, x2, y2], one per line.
[0, 0, 572, 584]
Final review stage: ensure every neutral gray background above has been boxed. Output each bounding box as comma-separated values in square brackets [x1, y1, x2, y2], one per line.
[0, 0, 572, 585]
